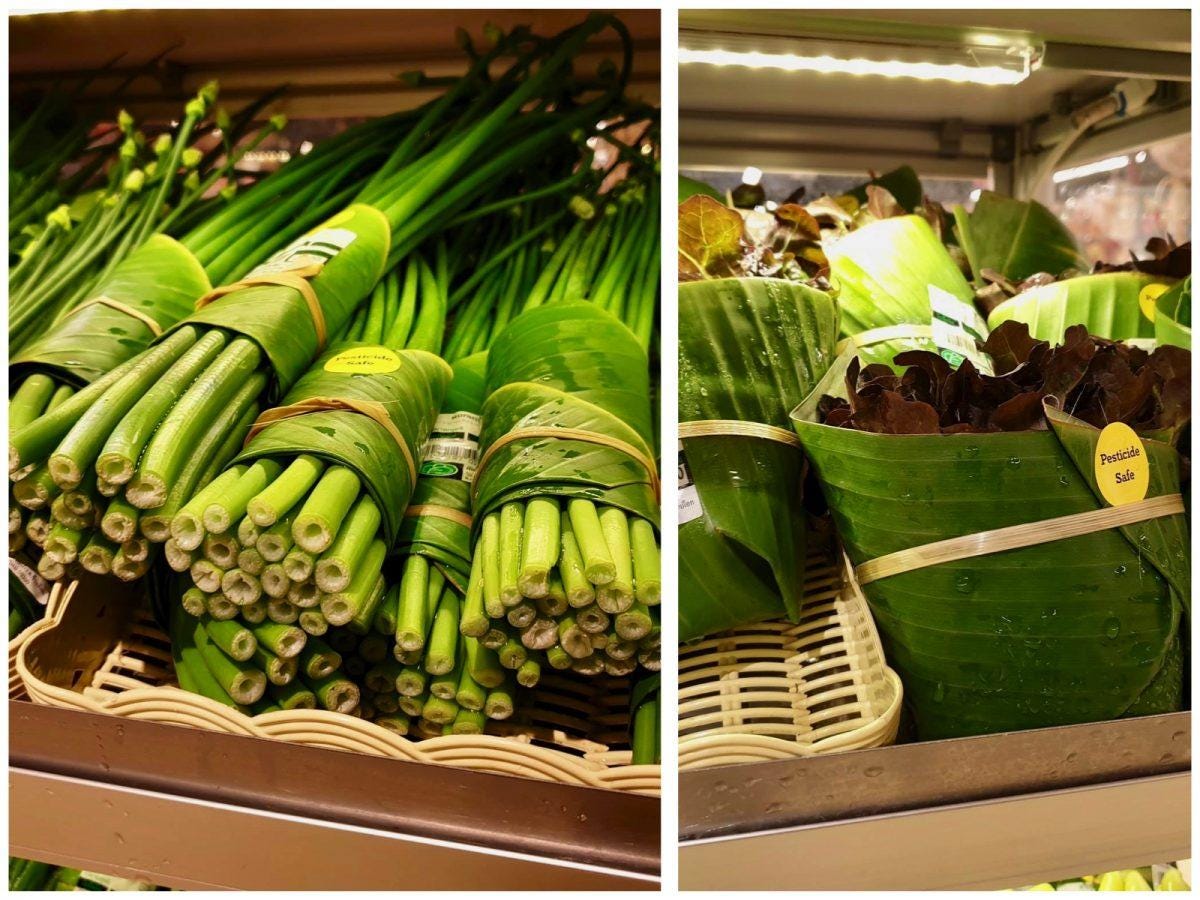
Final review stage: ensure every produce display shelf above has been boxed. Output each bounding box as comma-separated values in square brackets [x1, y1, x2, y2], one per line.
[679, 712, 1189, 890]
[10, 701, 660, 890]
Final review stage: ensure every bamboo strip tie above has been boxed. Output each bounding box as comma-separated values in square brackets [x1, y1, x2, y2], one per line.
[857, 493, 1186, 586]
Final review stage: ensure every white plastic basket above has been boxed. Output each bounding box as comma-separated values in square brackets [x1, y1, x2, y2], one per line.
[679, 550, 903, 769]
[16, 579, 660, 794]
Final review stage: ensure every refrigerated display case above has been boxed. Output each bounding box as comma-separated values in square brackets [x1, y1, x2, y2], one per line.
[9, 8, 662, 890]
[677, 9, 1189, 891]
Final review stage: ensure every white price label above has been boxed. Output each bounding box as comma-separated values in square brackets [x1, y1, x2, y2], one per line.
[249, 227, 358, 278]
[928, 285, 993, 374]
[420, 411, 482, 483]
[678, 440, 704, 525]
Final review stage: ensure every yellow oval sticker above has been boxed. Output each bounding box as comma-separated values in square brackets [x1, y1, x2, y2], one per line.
[1094, 422, 1149, 507]
[323, 346, 402, 375]
[1139, 283, 1169, 322]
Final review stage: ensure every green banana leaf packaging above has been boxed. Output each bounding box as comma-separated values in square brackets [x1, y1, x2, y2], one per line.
[955, 195, 1190, 351]
[793, 321, 1189, 739]
[12, 235, 211, 386]
[825, 213, 996, 372]
[677, 195, 841, 641]
[463, 302, 661, 681]
[678, 277, 838, 641]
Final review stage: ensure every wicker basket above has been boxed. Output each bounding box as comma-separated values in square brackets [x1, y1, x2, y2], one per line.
[16, 578, 660, 795]
[679, 550, 903, 770]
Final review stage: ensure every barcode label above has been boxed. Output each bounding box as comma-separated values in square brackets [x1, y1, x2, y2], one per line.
[249, 227, 358, 278]
[678, 440, 704, 525]
[8, 556, 49, 606]
[928, 285, 994, 375]
[420, 411, 482, 483]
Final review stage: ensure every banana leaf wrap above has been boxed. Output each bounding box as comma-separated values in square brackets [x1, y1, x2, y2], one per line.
[1155, 276, 1191, 350]
[986, 273, 1167, 344]
[165, 203, 390, 398]
[791, 355, 1187, 739]
[825, 215, 991, 372]
[678, 278, 838, 642]
[953, 192, 1086, 283]
[472, 303, 659, 530]
[12, 235, 211, 386]
[395, 352, 488, 590]
[233, 342, 451, 545]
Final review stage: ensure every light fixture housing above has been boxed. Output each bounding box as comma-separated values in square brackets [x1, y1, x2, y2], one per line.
[678, 31, 1037, 87]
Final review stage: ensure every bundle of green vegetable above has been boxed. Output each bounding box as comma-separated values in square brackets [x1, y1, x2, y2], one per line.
[8, 108, 412, 580]
[10, 15, 636, 588]
[677, 195, 839, 641]
[170, 581, 524, 735]
[793, 322, 1189, 739]
[167, 341, 521, 731]
[463, 302, 661, 680]
[167, 334, 448, 627]
[439, 134, 660, 361]
[630, 672, 661, 764]
[9, 81, 289, 353]
[9, 857, 160, 892]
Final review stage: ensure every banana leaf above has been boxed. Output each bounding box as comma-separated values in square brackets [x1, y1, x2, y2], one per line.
[954, 191, 1087, 283]
[473, 302, 658, 529]
[1155, 275, 1191, 350]
[167, 203, 390, 397]
[395, 351, 487, 590]
[234, 342, 451, 544]
[825, 214, 991, 371]
[679, 174, 723, 202]
[791, 353, 1186, 739]
[847, 165, 923, 214]
[986, 272, 1165, 343]
[11, 235, 211, 385]
[678, 278, 838, 641]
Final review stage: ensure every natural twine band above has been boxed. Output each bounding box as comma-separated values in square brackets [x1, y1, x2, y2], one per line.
[856, 493, 1186, 586]
[404, 504, 473, 528]
[836, 324, 934, 354]
[194, 262, 327, 351]
[246, 395, 417, 489]
[71, 295, 163, 336]
[472, 426, 660, 502]
[678, 419, 803, 449]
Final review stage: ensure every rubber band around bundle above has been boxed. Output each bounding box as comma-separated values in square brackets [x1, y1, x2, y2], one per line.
[245, 395, 417, 490]
[678, 419, 803, 449]
[404, 504, 473, 528]
[70, 295, 164, 336]
[194, 262, 327, 351]
[836, 323, 934, 355]
[472, 426, 660, 502]
[856, 493, 1186, 586]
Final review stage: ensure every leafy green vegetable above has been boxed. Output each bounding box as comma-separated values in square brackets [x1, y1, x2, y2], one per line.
[820, 321, 1190, 441]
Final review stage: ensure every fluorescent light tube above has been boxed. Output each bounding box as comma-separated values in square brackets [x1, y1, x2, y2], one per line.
[678, 46, 1031, 86]
[1053, 155, 1130, 183]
